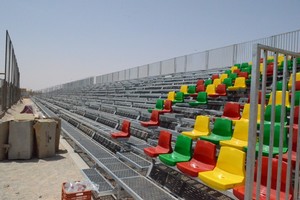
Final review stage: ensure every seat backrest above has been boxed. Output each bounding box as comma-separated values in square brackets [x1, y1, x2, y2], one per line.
[205, 84, 216, 95]
[256, 157, 290, 192]
[175, 92, 184, 101]
[211, 74, 219, 81]
[232, 120, 249, 141]
[187, 85, 196, 94]
[231, 66, 238, 73]
[276, 81, 283, 91]
[229, 73, 238, 80]
[238, 72, 248, 79]
[196, 92, 207, 104]
[223, 102, 241, 118]
[220, 74, 228, 82]
[174, 135, 192, 157]
[264, 105, 287, 123]
[241, 103, 262, 122]
[233, 77, 246, 87]
[121, 120, 131, 134]
[224, 70, 232, 75]
[215, 84, 226, 95]
[295, 91, 300, 106]
[150, 110, 160, 122]
[180, 85, 188, 93]
[163, 100, 172, 112]
[294, 106, 299, 125]
[213, 78, 221, 88]
[204, 79, 213, 87]
[222, 78, 233, 88]
[212, 118, 232, 137]
[194, 115, 210, 133]
[193, 140, 216, 165]
[196, 84, 205, 92]
[155, 99, 164, 110]
[295, 81, 300, 91]
[157, 130, 172, 151]
[216, 146, 245, 176]
[197, 79, 204, 86]
[263, 123, 288, 148]
[268, 91, 290, 107]
[288, 72, 300, 86]
[167, 91, 175, 101]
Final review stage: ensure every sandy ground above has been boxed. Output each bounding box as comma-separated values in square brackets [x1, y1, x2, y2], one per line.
[0, 98, 88, 200]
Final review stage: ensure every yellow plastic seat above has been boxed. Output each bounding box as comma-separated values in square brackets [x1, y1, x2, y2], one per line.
[220, 74, 228, 82]
[235, 103, 262, 124]
[167, 91, 175, 101]
[268, 91, 290, 108]
[219, 120, 249, 150]
[278, 55, 284, 64]
[182, 115, 210, 139]
[288, 72, 300, 90]
[231, 66, 238, 73]
[205, 84, 216, 96]
[227, 77, 246, 91]
[212, 78, 221, 88]
[180, 85, 188, 95]
[198, 146, 246, 190]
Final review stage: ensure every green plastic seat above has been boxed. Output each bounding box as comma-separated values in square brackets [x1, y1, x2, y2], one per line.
[159, 135, 192, 166]
[241, 67, 251, 74]
[241, 62, 249, 69]
[229, 73, 238, 81]
[295, 91, 300, 106]
[244, 123, 288, 157]
[224, 70, 232, 75]
[189, 92, 207, 107]
[204, 79, 213, 87]
[172, 92, 184, 104]
[200, 118, 233, 145]
[185, 85, 196, 96]
[276, 81, 283, 91]
[264, 105, 287, 125]
[234, 64, 241, 69]
[148, 99, 164, 113]
[222, 78, 233, 88]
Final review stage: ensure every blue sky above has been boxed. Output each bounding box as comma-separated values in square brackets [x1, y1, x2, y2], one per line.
[0, 0, 300, 90]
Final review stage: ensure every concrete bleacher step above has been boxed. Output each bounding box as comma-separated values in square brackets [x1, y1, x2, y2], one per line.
[81, 168, 114, 197]
[117, 152, 151, 170]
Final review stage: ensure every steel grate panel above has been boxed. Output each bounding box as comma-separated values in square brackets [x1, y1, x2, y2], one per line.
[103, 163, 130, 172]
[98, 157, 120, 165]
[113, 169, 139, 178]
[121, 177, 174, 200]
[82, 169, 113, 192]
[119, 152, 151, 168]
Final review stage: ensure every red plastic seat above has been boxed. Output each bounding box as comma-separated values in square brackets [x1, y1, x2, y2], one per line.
[177, 140, 216, 177]
[143, 130, 173, 157]
[141, 110, 160, 127]
[196, 84, 205, 93]
[197, 79, 204, 86]
[209, 84, 226, 98]
[233, 69, 241, 74]
[158, 100, 172, 114]
[293, 106, 299, 129]
[266, 63, 274, 76]
[111, 120, 131, 139]
[222, 102, 241, 121]
[238, 72, 248, 79]
[295, 81, 300, 91]
[233, 156, 293, 200]
[211, 74, 219, 81]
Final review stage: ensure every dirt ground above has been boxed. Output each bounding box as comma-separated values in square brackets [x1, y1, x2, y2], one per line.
[0, 98, 87, 200]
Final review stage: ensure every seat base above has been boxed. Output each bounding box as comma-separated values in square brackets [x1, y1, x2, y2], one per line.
[177, 158, 215, 177]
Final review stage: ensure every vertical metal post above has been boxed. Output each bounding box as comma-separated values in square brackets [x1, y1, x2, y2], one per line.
[245, 44, 261, 200]
[205, 50, 209, 70]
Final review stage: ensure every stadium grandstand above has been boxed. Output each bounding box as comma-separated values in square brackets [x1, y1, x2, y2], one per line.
[2, 28, 300, 199]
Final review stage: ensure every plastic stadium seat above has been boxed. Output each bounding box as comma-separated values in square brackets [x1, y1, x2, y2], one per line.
[186, 85, 197, 97]
[148, 99, 164, 113]
[222, 78, 233, 88]
[264, 105, 287, 125]
[294, 91, 300, 106]
[180, 85, 188, 95]
[244, 123, 288, 157]
[229, 73, 238, 81]
[177, 140, 216, 177]
[241, 62, 249, 69]
[198, 146, 246, 190]
[276, 127, 298, 169]
[141, 110, 160, 127]
[211, 74, 219, 81]
[233, 157, 293, 200]
[196, 84, 205, 93]
[181, 115, 210, 139]
[159, 135, 192, 166]
[143, 130, 173, 157]
[209, 84, 226, 98]
[219, 120, 249, 150]
[231, 66, 239, 73]
[238, 103, 262, 124]
[220, 73, 228, 82]
[276, 81, 283, 91]
[204, 79, 213, 87]
[293, 106, 299, 129]
[206, 84, 216, 96]
[200, 118, 233, 145]
[233, 69, 241, 74]
[288, 72, 300, 90]
[268, 91, 290, 108]
[224, 70, 232, 75]
[158, 100, 172, 114]
[295, 81, 300, 91]
[196, 79, 204, 86]
[227, 77, 246, 91]
[266, 63, 274, 76]
[167, 91, 176, 101]
[221, 102, 241, 121]
[238, 72, 248, 79]
[172, 92, 184, 104]
[212, 78, 221, 88]
[189, 92, 207, 107]
[111, 120, 131, 139]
